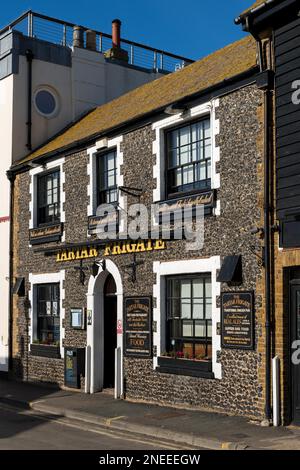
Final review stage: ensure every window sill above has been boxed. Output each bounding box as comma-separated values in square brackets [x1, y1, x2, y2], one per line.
[30, 344, 61, 359]
[156, 356, 214, 379]
[29, 223, 63, 245]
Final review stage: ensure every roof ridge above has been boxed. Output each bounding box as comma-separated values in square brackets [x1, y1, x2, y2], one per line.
[13, 34, 257, 168]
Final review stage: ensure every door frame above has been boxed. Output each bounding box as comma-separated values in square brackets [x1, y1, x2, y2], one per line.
[86, 259, 123, 394]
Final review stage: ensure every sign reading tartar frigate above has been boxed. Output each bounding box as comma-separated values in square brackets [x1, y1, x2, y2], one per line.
[124, 297, 152, 358]
[221, 291, 254, 350]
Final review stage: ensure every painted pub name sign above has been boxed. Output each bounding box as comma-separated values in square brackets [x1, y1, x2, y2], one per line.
[56, 240, 166, 262]
[124, 297, 152, 358]
[221, 291, 254, 350]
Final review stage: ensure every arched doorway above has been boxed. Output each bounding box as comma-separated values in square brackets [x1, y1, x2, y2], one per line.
[103, 274, 117, 389]
[86, 259, 123, 395]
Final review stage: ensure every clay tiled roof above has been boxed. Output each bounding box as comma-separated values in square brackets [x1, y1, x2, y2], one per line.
[16, 35, 257, 167]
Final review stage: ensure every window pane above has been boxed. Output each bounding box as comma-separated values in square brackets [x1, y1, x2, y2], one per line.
[182, 165, 194, 185]
[107, 153, 115, 170]
[181, 300, 191, 318]
[181, 281, 191, 298]
[180, 146, 190, 165]
[168, 299, 180, 318]
[203, 119, 211, 139]
[182, 321, 193, 337]
[193, 279, 203, 298]
[206, 301, 212, 319]
[195, 321, 206, 338]
[207, 321, 212, 338]
[205, 279, 212, 298]
[193, 300, 204, 319]
[191, 123, 201, 143]
[179, 126, 190, 147]
[169, 129, 179, 149]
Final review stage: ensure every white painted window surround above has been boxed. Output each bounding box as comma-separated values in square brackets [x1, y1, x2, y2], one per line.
[87, 136, 124, 223]
[29, 157, 66, 242]
[153, 257, 222, 380]
[152, 100, 220, 216]
[28, 271, 65, 358]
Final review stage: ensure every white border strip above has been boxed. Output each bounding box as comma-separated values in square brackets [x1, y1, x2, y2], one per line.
[153, 256, 221, 379]
[28, 270, 65, 358]
[29, 157, 66, 242]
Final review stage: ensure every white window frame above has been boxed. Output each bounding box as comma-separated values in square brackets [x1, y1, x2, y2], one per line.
[87, 136, 124, 232]
[28, 271, 65, 358]
[29, 157, 65, 241]
[152, 99, 220, 215]
[153, 257, 221, 379]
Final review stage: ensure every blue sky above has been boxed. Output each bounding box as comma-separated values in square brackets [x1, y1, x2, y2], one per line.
[1, 1, 250, 60]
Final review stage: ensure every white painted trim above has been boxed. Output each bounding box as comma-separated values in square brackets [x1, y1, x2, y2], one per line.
[29, 157, 65, 242]
[86, 259, 123, 394]
[152, 99, 221, 215]
[28, 270, 65, 358]
[87, 136, 124, 229]
[153, 256, 221, 379]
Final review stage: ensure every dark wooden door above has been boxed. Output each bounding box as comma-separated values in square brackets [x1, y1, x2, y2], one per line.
[291, 284, 300, 424]
[103, 296, 117, 389]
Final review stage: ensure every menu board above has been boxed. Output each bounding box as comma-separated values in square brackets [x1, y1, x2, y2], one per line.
[124, 297, 152, 358]
[221, 292, 254, 350]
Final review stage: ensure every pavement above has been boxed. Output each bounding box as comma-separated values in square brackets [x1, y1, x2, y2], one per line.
[1, 376, 300, 450]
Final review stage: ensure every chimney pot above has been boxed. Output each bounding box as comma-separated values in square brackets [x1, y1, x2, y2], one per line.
[112, 19, 121, 48]
[86, 30, 97, 51]
[73, 26, 84, 48]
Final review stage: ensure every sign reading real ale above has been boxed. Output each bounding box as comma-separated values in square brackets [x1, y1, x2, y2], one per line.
[221, 291, 254, 350]
[124, 297, 152, 358]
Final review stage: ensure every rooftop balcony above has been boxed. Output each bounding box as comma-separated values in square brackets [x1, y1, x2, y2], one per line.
[0, 10, 194, 73]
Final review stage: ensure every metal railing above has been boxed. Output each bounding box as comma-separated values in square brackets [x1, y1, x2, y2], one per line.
[0, 10, 194, 73]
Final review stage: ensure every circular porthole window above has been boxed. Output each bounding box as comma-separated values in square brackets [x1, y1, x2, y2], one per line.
[34, 87, 59, 118]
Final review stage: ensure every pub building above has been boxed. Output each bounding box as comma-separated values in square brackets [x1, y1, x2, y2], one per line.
[7, 0, 300, 426]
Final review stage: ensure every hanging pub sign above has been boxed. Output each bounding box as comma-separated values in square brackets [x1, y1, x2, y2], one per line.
[221, 291, 254, 350]
[88, 211, 119, 236]
[124, 297, 152, 358]
[30, 223, 63, 245]
[157, 190, 215, 225]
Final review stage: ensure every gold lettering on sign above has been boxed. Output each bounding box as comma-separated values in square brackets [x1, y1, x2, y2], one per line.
[104, 240, 166, 257]
[56, 247, 99, 262]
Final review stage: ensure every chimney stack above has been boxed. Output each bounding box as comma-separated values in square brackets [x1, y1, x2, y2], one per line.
[104, 19, 128, 63]
[112, 19, 121, 49]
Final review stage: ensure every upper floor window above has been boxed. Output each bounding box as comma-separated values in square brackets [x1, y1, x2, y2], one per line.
[37, 170, 60, 227]
[166, 275, 212, 361]
[166, 118, 211, 198]
[36, 283, 60, 345]
[96, 149, 118, 206]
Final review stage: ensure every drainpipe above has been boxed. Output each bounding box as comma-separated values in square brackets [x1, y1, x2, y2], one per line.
[263, 83, 272, 424]
[246, 17, 273, 423]
[25, 49, 34, 152]
[7, 170, 15, 372]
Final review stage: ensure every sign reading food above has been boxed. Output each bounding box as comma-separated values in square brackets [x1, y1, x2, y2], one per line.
[221, 292, 254, 350]
[124, 297, 152, 358]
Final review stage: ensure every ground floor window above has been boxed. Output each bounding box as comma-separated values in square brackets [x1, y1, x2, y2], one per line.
[35, 283, 60, 345]
[166, 274, 212, 361]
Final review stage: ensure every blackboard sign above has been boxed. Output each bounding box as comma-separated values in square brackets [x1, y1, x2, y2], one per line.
[221, 291, 254, 350]
[124, 297, 152, 358]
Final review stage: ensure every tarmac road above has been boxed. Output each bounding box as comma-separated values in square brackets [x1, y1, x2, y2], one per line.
[0, 403, 201, 451]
